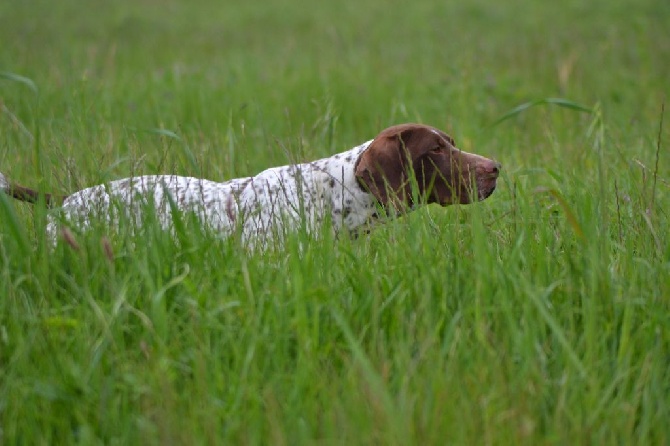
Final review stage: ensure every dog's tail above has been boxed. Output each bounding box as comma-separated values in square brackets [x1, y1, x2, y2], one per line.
[0, 171, 65, 208]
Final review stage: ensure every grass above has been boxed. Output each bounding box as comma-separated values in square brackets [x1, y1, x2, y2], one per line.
[1, 0, 669, 443]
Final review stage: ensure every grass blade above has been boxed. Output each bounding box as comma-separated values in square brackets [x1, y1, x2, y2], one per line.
[491, 97, 593, 126]
[0, 71, 39, 94]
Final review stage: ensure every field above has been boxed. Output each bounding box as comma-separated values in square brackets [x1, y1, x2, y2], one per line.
[1, 0, 669, 443]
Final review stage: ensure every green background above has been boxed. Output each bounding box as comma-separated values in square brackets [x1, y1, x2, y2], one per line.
[1, 0, 668, 443]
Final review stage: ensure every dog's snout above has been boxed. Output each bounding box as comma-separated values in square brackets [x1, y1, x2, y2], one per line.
[491, 161, 501, 175]
[480, 160, 501, 177]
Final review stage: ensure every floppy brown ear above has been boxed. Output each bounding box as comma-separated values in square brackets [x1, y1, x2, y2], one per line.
[355, 126, 423, 209]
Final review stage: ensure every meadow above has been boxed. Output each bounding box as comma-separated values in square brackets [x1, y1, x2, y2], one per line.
[1, 0, 669, 443]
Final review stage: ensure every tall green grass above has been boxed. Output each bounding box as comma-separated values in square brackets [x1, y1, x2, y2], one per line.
[1, 0, 668, 443]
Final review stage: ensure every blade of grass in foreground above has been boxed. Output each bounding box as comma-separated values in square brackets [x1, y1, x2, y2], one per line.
[331, 307, 408, 444]
[0, 193, 30, 255]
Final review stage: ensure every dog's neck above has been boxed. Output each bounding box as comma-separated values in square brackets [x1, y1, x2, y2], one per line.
[308, 140, 382, 233]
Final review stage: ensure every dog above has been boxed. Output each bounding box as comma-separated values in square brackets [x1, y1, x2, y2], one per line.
[0, 123, 500, 247]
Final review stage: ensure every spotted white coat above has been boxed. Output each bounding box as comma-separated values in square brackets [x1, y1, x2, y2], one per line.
[42, 141, 377, 246]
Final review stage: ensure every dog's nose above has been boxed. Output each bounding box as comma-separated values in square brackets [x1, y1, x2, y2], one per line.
[484, 160, 501, 176]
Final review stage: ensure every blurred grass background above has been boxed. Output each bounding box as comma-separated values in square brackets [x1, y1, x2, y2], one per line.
[1, 0, 669, 444]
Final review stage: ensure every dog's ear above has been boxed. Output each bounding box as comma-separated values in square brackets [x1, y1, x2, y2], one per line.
[355, 124, 435, 209]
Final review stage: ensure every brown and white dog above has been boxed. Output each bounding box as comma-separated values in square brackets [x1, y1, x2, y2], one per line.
[0, 123, 500, 246]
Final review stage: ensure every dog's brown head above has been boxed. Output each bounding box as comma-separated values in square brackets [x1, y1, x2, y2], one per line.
[355, 123, 500, 211]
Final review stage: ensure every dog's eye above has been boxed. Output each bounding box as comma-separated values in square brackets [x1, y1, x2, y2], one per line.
[430, 147, 443, 154]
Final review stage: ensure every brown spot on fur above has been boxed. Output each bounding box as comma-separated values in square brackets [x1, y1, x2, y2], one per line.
[226, 194, 236, 224]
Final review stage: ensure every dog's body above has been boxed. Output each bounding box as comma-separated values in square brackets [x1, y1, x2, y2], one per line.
[1, 124, 500, 246]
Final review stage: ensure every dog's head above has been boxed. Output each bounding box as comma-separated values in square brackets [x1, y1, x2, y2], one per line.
[355, 123, 500, 211]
